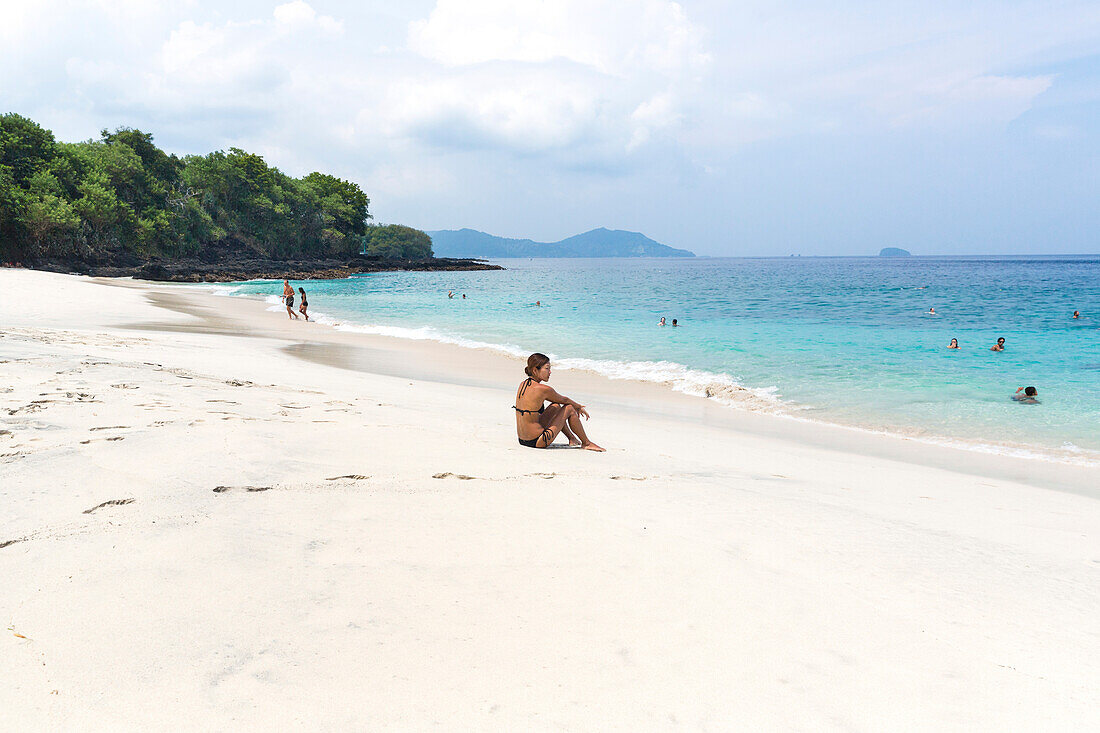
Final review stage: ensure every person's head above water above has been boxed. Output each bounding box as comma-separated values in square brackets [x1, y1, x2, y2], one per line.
[949, 338, 958, 347]
[525, 352, 551, 381]
[658, 317, 666, 326]
[672, 319, 678, 326]
[1024, 386, 1037, 396]
[1074, 310, 1080, 318]
[998, 337, 1005, 344]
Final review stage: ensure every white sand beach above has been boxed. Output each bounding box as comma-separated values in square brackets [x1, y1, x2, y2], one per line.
[2, 269, 1098, 731]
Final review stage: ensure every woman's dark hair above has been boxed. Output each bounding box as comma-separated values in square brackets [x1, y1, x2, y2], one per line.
[998, 337, 1005, 343]
[1024, 386, 1037, 396]
[298, 287, 305, 293]
[525, 352, 550, 377]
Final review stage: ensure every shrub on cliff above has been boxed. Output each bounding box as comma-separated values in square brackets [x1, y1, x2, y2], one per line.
[361, 224, 434, 260]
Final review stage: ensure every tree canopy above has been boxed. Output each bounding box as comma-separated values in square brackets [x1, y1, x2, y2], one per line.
[362, 224, 434, 260]
[0, 113, 430, 264]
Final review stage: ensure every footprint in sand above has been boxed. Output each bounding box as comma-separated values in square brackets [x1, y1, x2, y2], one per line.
[213, 485, 272, 493]
[432, 472, 477, 480]
[83, 498, 135, 514]
[610, 475, 650, 481]
[526, 472, 557, 479]
[326, 474, 370, 481]
[0, 538, 26, 550]
[90, 425, 129, 431]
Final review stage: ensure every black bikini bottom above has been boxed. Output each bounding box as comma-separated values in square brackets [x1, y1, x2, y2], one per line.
[518, 427, 553, 449]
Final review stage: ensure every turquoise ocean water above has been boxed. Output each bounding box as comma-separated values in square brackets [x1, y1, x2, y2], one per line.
[212, 256, 1100, 464]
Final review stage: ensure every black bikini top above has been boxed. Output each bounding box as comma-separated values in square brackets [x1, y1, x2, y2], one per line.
[513, 377, 544, 415]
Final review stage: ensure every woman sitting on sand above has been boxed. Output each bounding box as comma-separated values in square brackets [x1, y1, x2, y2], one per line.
[514, 353, 604, 451]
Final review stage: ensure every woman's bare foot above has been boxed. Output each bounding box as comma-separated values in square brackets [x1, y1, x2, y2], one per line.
[582, 442, 605, 452]
[568, 436, 582, 447]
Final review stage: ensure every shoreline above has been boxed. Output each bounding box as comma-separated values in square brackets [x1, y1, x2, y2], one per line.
[171, 278, 1100, 491]
[3, 269, 1098, 729]
[10, 255, 503, 283]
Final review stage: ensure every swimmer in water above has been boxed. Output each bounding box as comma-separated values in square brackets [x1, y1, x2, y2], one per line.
[1073, 310, 1080, 319]
[672, 319, 679, 327]
[990, 337, 1005, 352]
[658, 317, 666, 326]
[929, 307, 936, 315]
[448, 290, 454, 299]
[948, 338, 959, 349]
[536, 300, 541, 307]
[1013, 386, 1039, 404]
[462, 294, 466, 299]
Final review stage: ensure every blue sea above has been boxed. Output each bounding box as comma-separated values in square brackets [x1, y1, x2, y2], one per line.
[215, 256, 1100, 465]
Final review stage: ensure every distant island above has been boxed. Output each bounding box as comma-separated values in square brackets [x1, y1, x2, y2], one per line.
[879, 247, 912, 257]
[428, 227, 695, 258]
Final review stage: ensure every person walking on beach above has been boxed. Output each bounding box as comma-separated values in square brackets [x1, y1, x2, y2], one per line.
[514, 353, 604, 451]
[283, 279, 300, 320]
[991, 337, 1005, 351]
[298, 287, 310, 321]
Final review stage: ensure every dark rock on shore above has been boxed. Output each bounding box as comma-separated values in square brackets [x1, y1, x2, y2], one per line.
[30, 255, 502, 282]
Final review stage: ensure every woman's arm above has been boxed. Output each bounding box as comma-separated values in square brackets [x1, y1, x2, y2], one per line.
[540, 386, 590, 417]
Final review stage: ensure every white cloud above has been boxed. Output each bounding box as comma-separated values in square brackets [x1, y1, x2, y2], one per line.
[391, 0, 710, 157]
[408, 0, 708, 77]
[274, 1, 343, 33]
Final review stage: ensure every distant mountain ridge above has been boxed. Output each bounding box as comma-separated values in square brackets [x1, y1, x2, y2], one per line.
[427, 227, 695, 258]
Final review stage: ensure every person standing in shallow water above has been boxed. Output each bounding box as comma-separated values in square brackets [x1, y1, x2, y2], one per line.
[991, 337, 1005, 351]
[948, 338, 959, 349]
[514, 353, 604, 451]
[298, 287, 309, 321]
[283, 279, 299, 320]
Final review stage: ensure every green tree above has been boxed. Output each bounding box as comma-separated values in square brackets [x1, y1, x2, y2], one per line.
[362, 224, 434, 259]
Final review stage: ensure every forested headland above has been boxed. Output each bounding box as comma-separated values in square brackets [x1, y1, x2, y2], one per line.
[0, 113, 496, 280]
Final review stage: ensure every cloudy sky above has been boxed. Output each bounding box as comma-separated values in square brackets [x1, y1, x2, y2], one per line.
[2, 0, 1098, 255]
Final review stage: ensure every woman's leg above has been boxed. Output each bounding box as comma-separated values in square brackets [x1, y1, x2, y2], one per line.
[562, 407, 603, 451]
[535, 404, 574, 447]
[537, 405, 604, 450]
